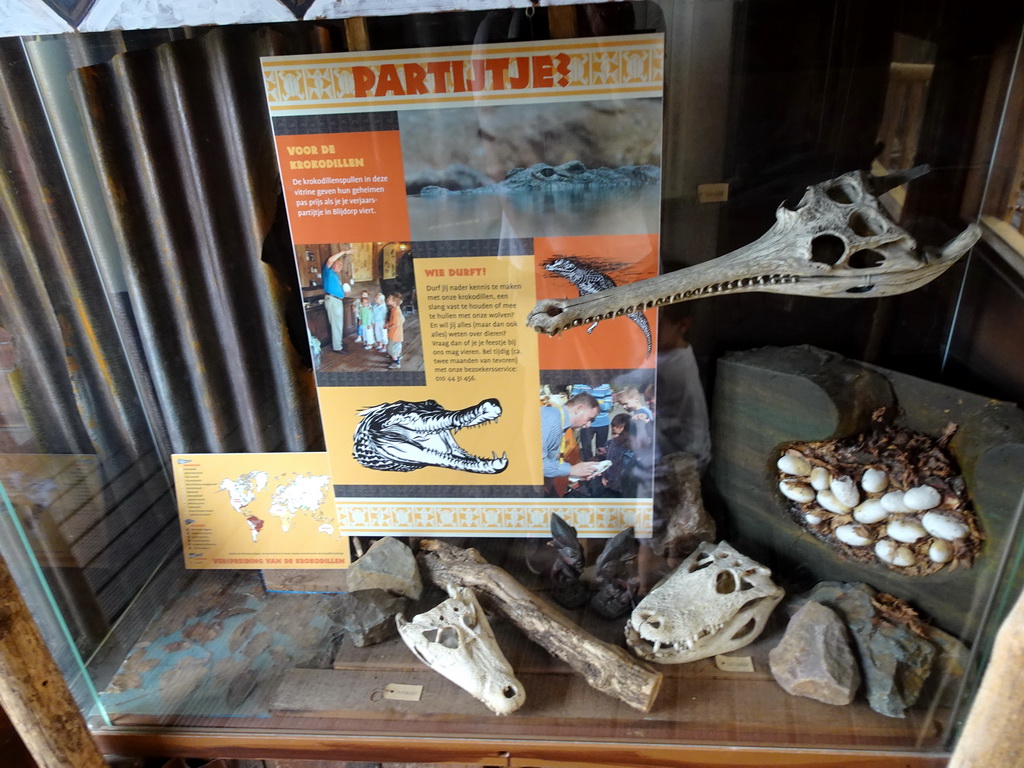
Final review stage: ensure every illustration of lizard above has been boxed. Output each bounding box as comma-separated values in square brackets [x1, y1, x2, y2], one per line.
[543, 256, 652, 356]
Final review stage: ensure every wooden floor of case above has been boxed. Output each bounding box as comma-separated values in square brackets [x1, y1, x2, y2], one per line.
[95, 567, 951, 752]
[318, 311, 423, 373]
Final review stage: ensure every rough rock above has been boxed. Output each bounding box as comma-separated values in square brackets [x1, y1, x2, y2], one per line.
[804, 582, 935, 718]
[346, 537, 423, 600]
[327, 589, 408, 647]
[768, 601, 860, 705]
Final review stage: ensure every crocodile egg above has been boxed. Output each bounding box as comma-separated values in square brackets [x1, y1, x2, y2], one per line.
[805, 510, 824, 525]
[809, 466, 831, 491]
[830, 475, 860, 509]
[835, 524, 874, 547]
[777, 454, 812, 477]
[860, 468, 889, 494]
[929, 539, 954, 563]
[904, 485, 942, 511]
[886, 518, 927, 543]
[817, 489, 852, 515]
[853, 499, 889, 524]
[880, 491, 912, 514]
[875, 539, 916, 567]
[780, 479, 816, 503]
[921, 511, 969, 541]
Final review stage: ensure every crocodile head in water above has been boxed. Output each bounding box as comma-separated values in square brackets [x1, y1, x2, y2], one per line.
[419, 161, 660, 196]
[526, 167, 981, 336]
[353, 398, 508, 473]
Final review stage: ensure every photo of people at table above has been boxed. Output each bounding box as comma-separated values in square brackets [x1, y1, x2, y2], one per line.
[539, 376, 656, 499]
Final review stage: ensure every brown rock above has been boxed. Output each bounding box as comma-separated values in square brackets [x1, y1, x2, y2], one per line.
[769, 601, 860, 705]
[347, 536, 423, 600]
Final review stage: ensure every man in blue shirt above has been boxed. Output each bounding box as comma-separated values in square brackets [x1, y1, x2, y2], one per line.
[541, 393, 602, 485]
[571, 382, 613, 460]
[322, 250, 351, 354]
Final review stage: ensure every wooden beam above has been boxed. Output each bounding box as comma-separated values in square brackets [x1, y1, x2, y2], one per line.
[547, 6, 578, 39]
[949, 584, 1024, 766]
[0, 553, 106, 768]
[344, 17, 371, 53]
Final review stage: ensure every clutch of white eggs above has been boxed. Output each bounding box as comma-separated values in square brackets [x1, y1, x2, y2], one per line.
[776, 450, 973, 571]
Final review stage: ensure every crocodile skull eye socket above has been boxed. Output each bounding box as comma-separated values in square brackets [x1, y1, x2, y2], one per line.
[811, 234, 847, 266]
[715, 570, 737, 594]
[689, 554, 714, 572]
[625, 541, 784, 664]
[421, 626, 460, 649]
[824, 179, 858, 204]
[849, 249, 885, 269]
[397, 585, 526, 715]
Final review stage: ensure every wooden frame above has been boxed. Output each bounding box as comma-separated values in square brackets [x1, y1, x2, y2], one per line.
[90, 730, 951, 767]
[3, 4, 1024, 768]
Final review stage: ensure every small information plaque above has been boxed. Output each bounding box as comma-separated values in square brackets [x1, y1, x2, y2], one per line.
[715, 655, 755, 673]
[383, 683, 424, 702]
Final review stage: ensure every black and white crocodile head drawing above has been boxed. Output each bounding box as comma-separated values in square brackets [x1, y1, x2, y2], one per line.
[419, 161, 660, 197]
[353, 398, 508, 474]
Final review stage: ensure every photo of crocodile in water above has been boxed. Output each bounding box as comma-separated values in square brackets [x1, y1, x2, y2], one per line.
[399, 99, 663, 240]
[352, 397, 509, 474]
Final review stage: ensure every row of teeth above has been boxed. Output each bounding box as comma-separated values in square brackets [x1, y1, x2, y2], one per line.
[452, 418, 501, 433]
[422, 414, 500, 432]
[456, 451, 508, 465]
[635, 624, 718, 654]
[539, 275, 798, 335]
[380, 442, 507, 464]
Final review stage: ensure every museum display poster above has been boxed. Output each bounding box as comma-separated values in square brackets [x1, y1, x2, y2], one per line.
[172, 452, 347, 569]
[262, 34, 665, 537]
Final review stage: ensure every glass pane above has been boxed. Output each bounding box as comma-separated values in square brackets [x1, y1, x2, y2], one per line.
[0, 1, 1022, 762]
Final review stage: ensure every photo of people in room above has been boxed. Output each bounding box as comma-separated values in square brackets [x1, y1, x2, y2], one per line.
[539, 377, 657, 499]
[294, 241, 421, 374]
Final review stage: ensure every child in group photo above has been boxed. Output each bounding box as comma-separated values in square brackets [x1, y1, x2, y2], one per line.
[372, 293, 387, 353]
[355, 289, 370, 343]
[385, 292, 404, 369]
[358, 294, 375, 350]
[601, 412, 634, 497]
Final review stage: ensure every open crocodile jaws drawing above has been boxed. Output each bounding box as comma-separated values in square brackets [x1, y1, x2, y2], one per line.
[353, 398, 508, 473]
[526, 167, 981, 337]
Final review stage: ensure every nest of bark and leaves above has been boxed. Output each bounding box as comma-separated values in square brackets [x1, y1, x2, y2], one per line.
[778, 418, 983, 576]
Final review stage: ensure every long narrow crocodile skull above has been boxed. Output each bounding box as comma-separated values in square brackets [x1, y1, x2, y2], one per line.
[625, 540, 783, 664]
[352, 398, 508, 473]
[527, 168, 981, 336]
[397, 584, 525, 715]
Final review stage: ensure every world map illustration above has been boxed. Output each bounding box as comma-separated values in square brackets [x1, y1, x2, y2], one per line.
[219, 471, 333, 542]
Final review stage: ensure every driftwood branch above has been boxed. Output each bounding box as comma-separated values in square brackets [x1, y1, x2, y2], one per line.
[418, 539, 662, 712]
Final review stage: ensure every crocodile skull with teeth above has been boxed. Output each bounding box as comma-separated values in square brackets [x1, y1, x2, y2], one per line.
[625, 540, 783, 664]
[397, 584, 525, 715]
[527, 167, 981, 336]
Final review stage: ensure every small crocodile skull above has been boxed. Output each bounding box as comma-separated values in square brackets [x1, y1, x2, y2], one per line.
[396, 584, 525, 715]
[625, 541, 783, 664]
[527, 167, 981, 336]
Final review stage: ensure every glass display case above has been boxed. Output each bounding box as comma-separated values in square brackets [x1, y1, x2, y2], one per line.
[2, 1, 1024, 765]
